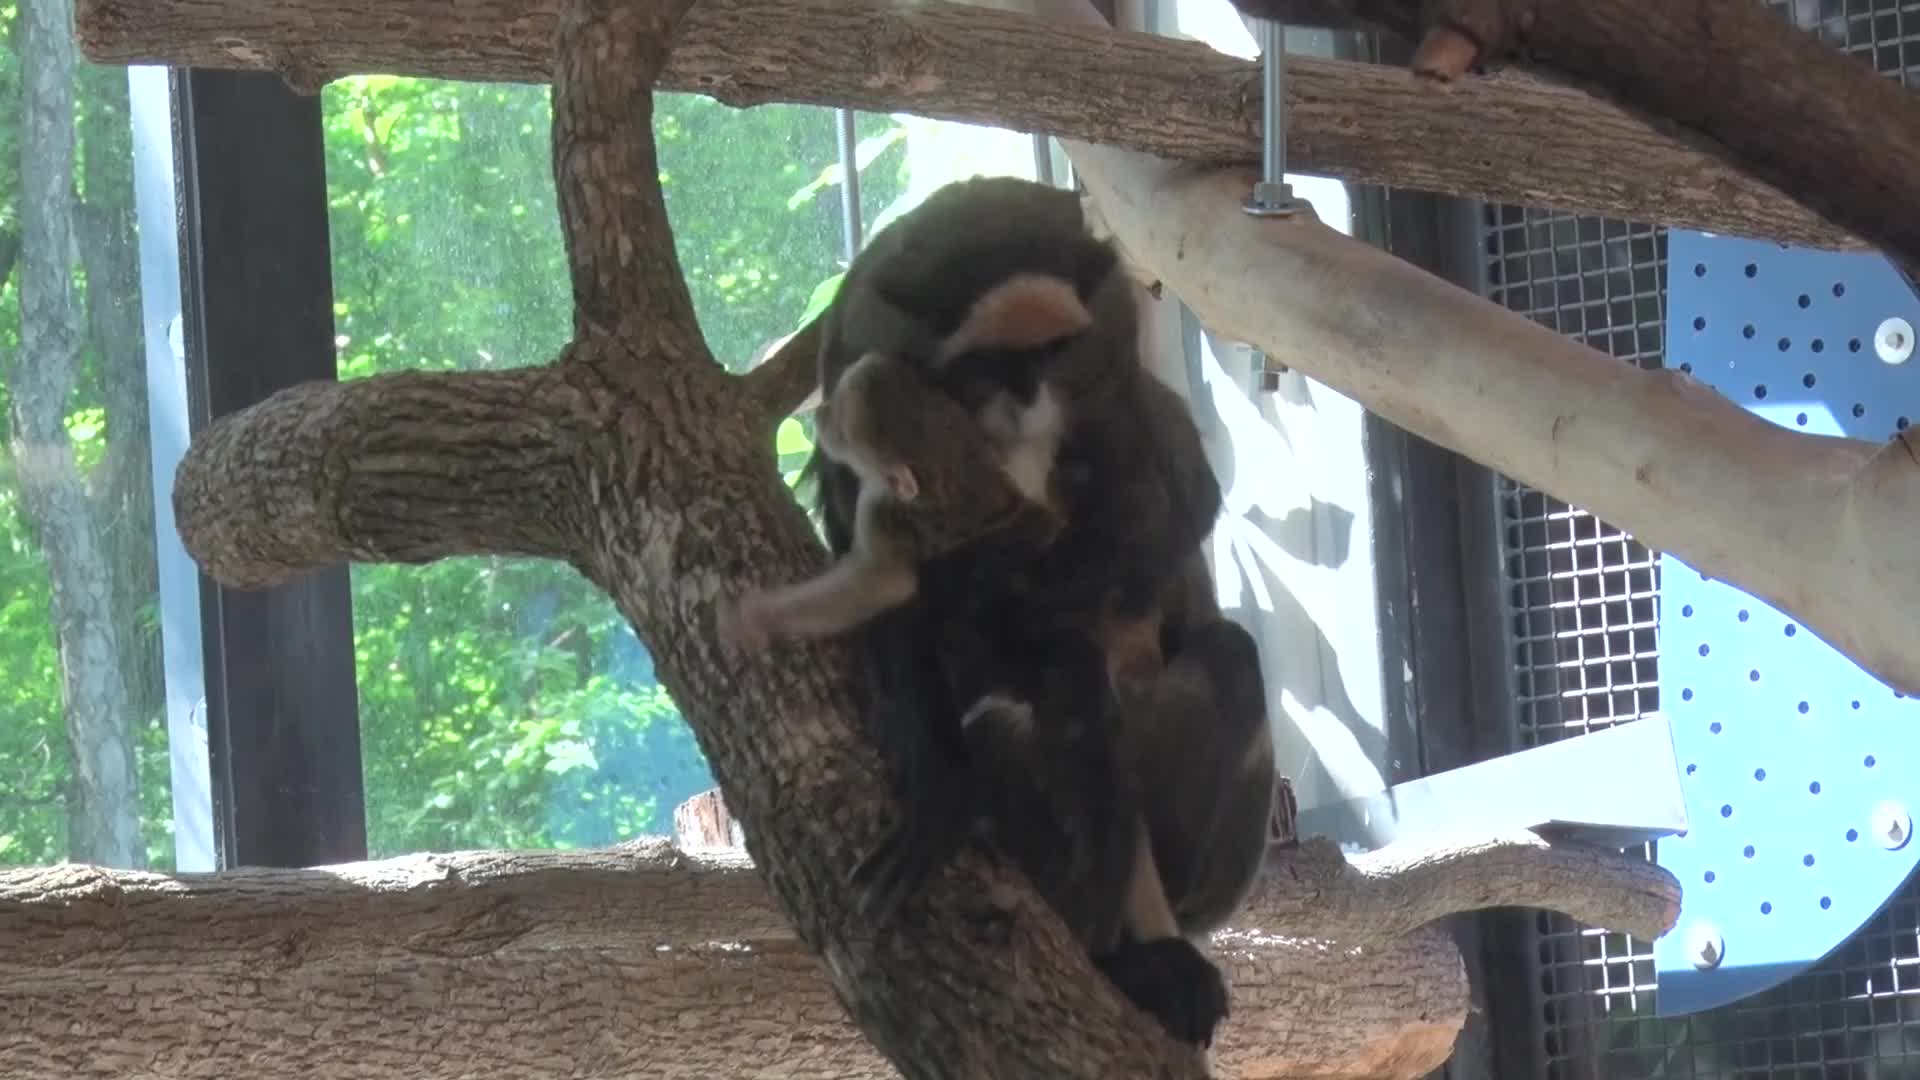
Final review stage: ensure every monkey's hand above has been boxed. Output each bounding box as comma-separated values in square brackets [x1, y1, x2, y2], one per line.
[1095, 937, 1231, 1049]
[716, 590, 775, 655]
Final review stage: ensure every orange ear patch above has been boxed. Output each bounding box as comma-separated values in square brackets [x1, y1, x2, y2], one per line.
[935, 273, 1093, 364]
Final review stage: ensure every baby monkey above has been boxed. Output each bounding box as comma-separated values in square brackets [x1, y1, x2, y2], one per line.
[720, 272, 1100, 655]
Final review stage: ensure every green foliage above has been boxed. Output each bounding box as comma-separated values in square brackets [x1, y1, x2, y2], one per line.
[0, 37, 925, 866]
[322, 79, 906, 855]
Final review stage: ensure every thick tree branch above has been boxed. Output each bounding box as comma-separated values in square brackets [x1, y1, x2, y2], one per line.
[0, 822, 1664, 1080]
[1244, 831, 1680, 944]
[552, 0, 703, 340]
[1243, 0, 1920, 276]
[172, 365, 604, 589]
[645, 805, 1686, 951]
[739, 313, 824, 421]
[1, 824, 1684, 1078]
[74, 0, 1861, 252]
[0, 823, 1676, 1075]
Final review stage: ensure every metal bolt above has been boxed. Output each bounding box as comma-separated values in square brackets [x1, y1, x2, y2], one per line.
[1875, 317, 1913, 365]
[1242, 18, 1314, 220]
[1684, 919, 1724, 970]
[1871, 800, 1911, 850]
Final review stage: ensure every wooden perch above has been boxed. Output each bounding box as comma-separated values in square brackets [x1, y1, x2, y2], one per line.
[1235, 0, 1920, 275]
[0, 821, 1676, 1079]
[75, 0, 1865, 253]
[1071, 142, 1920, 693]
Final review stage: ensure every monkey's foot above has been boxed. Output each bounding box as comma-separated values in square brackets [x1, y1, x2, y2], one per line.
[1096, 937, 1230, 1049]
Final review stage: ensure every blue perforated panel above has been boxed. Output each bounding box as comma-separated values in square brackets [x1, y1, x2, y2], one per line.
[1654, 231, 1920, 1017]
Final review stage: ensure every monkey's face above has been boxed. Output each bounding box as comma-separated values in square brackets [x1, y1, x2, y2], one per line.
[814, 350, 902, 481]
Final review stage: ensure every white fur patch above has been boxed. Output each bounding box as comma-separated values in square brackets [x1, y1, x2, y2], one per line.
[997, 383, 1065, 504]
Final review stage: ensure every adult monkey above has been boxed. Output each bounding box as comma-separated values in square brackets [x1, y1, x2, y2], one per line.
[801, 176, 1275, 1050]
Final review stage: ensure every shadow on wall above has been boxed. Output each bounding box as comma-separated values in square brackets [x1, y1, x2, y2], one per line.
[1188, 328, 1388, 816]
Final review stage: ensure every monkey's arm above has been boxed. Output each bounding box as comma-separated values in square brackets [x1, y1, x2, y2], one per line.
[722, 494, 921, 652]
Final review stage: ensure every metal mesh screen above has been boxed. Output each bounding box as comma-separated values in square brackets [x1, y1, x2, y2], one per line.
[1483, 2, 1920, 1075]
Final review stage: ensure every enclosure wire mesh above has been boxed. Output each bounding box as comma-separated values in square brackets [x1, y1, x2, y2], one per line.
[1482, 1, 1920, 1076]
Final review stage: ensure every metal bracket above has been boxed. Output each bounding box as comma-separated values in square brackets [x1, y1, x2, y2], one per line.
[1293, 714, 1689, 854]
[1654, 230, 1920, 1016]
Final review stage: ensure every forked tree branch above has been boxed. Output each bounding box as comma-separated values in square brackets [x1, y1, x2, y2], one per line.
[75, 0, 1865, 253]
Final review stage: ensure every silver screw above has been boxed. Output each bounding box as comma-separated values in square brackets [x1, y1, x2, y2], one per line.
[1875, 317, 1913, 365]
[1685, 920, 1725, 970]
[1871, 800, 1911, 850]
[1242, 18, 1313, 219]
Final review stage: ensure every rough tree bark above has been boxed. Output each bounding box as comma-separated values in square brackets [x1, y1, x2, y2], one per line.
[16, 0, 1695, 1075]
[0, 825, 1677, 1078]
[73, 0, 1868, 254]
[16, 0, 142, 868]
[1233, 0, 1920, 277]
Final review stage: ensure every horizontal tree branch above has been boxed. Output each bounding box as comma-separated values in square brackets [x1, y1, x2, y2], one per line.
[75, 0, 1859, 251]
[172, 365, 610, 589]
[1247, 0, 1920, 277]
[0, 828, 1669, 967]
[1247, 831, 1680, 944]
[17, 835, 1636, 1077]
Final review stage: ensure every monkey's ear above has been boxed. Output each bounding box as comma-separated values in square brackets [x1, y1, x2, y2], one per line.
[935, 273, 1094, 365]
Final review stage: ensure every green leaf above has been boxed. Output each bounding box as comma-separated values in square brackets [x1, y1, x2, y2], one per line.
[852, 125, 907, 173]
[544, 739, 600, 774]
[797, 271, 843, 329]
[775, 416, 813, 456]
[786, 161, 843, 211]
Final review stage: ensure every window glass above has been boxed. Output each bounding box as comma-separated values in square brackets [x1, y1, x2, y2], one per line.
[0, 39, 177, 871]
[322, 80, 911, 854]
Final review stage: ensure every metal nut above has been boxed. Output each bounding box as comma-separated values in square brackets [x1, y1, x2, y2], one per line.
[1875, 317, 1914, 365]
[1871, 800, 1911, 850]
[1684, 919, 1725, 970]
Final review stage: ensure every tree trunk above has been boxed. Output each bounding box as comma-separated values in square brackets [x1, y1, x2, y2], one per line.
[17, 0, 141, 869]
[72, 0, 1862, 253]
[76, 60, 165, 754]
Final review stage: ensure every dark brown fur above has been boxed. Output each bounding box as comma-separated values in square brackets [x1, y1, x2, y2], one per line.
[805, 176, 1272, 1052]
